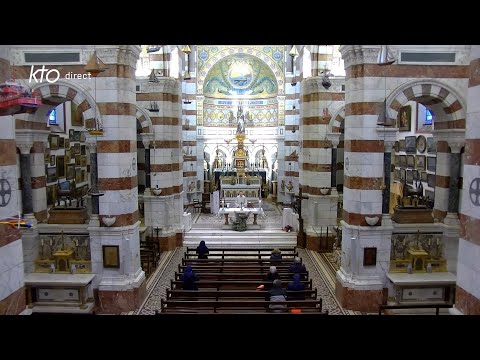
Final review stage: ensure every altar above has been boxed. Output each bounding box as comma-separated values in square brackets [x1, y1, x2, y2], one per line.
[218, 207, 265, 228]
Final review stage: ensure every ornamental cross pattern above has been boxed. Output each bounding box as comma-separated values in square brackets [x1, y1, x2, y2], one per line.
[0, 179, 12, 207]
[469, 178, 480, 206]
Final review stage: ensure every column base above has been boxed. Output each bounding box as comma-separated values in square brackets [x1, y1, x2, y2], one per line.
[443, 212, 460, 226]
[0, 286, 26, 315]
[97, 271, 146, 314]
[24, 213, 38, 227]
[335, 269, 385, 312]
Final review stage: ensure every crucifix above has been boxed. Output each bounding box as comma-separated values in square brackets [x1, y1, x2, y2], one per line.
[294, 185, 309, 248]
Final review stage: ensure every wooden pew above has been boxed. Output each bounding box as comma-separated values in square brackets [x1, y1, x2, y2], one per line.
[185, 247, 298, 254]
[166, 288, 318, 300]
[183, 252, 298, 259]
[174, 272, 308, 281]
[178, 264, 304, 274]
[170, 278, 313, 290]
[182, 258, 299, 265]
[160, 298, 324, 313]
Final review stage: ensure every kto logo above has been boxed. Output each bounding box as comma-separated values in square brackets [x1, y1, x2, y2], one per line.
[28, 65, 60, 84]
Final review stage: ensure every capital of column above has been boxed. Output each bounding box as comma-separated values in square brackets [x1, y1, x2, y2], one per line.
[326, 132, 341, 148]
[376, 127, 398, 152]
[434, 129, 465, 153]
[339, 45, 394, 68]
[141, 133, 154, 149]
[16, 129, 50, 154]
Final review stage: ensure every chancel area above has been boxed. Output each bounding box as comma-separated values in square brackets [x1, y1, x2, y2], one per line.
[0, 45, 479, 315]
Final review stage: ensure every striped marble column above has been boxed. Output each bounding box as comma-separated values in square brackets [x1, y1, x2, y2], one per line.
[0, 48, 26, 314]
[456, 45, 480, 314]
[141, 78, 183, 251]
[311, 45, 334, 77]
[300, 77, 338, 250]
[92, 46, 146, 314]
[149, 46, 171, 77]
[335, 45, 394, 313]
[31, 137, 49, 222]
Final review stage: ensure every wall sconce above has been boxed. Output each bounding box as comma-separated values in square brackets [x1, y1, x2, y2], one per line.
[321, 67, 332, 90]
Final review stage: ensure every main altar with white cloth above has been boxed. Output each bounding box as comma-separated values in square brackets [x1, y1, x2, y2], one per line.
[217, 207, 266, 226]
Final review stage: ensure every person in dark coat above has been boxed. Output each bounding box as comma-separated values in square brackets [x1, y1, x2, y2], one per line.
[196, 240, 209, 259]
[289, 257, 307, 279]
[180, 265, 199, 290]
[264, 265, 280, 289]
[267, 279, 288, 312]
[287, 273, 305, 300]
[270, 248, 282, 261]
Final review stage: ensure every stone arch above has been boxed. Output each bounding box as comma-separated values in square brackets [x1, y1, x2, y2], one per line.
[386, 79, 466, 130]
[28, 79, 102, 129]
[135, 105, 153, 134]
[329, 106, 345, 133]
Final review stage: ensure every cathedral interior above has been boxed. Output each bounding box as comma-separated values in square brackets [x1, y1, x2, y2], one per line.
[0, 45, 479, 315]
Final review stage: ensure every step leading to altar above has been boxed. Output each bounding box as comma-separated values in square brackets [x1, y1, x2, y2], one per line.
[183, 228, 297, 248]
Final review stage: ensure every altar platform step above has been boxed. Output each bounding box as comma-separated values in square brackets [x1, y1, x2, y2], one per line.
[183, 228, 297, 248]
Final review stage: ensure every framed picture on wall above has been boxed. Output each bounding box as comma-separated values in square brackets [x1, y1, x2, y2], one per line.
[50, 155, 55, 167]
[416, 155, 426, 171]
[81, 145, 87, 155]
[400, 168, 406, 181]
[46, 185, 56, 206]
[49, 134, 59, 150]
[69, 129, 75, 141]
[58, 137, 65, 149]
[75, 167, 82, 183]
[406, 169, 414, 185]
[427, 137, 436, 153]
[394, 168, 400, 181]
[46, 167, 57, 183]
[427, 157, 436, 172]
[398, 105, 411, 132]
[399, 139, 406, 152]
[56, 155, 65, 178]
[421, 171, 428, 182]
[416, 135, 427, 153]
[405, 136, 417, 153]
[65, 139, 70, 149]
[407, 155, 415, 168]
[102, 245, 120, 268]
[399, 155, 407, 168]
[66, 164, 75, 180]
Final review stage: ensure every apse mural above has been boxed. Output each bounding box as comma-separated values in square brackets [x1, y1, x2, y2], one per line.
[197, 46, 285, 128]
[203, 54, 278, 97]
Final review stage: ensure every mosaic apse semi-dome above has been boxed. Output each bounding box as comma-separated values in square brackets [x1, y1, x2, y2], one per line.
[203, 54, 278, 98]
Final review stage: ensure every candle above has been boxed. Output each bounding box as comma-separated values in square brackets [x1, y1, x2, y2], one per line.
[403, 239, 406, 245]
[41, 239, 44, 246]
[74, 239, 78, 247]
[428, 239, 431, 245]
[437, 239, 440, 245]
[49, 239, 53, 246]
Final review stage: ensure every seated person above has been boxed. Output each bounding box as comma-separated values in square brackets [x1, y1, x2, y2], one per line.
[235, 191, 246, 208]
[267, 279, 288, 312]
[196, 240, 209, 259]
[287, 273, 306, 300]
[289, 257, 307, 279]
[264, 265, 280, 289]
[270, 248, 282, 260]
[179, 265, 199, 290]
